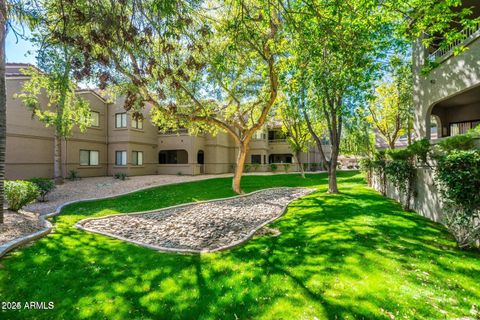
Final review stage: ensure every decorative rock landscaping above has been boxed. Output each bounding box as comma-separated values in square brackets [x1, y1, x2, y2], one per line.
[0, 211, 45, 245]
[77, 187, 314, 253]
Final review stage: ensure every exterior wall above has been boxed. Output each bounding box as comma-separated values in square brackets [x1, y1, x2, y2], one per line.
[372, 168, 443, 223]
[413, 36, 480, 139]
[379, 30, 480, 223]
[4, 63, 333, 179]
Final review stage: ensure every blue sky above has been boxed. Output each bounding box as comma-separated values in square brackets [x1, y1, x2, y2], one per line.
[6, 27, 37, 65]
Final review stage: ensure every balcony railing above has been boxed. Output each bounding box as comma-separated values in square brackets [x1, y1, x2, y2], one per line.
[429, 22, 480, 61]
[159, 128, 189, 135]
[268, 139, 287, 143]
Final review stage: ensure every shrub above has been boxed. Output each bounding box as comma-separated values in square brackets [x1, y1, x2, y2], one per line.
[435, 150, 480, 248]
[114, 172, 128, 180]
[5, 180, 40, 211]
[283, 163, 291, 173]
[67, 170, 80, 181]
[302, 163, 308, 171]
[28, 177, 55, 202]
[252, 163, 260, 172]
[438, 134, 475, 153]
[408, 138, 431, 166]
[244, 163, 252, 173]
[386, 148, 413, 161]
[270, 163, 278, 172]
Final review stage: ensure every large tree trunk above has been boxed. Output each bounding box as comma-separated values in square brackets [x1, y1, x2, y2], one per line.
[232, 142, 248, 194]
[328, 146, 339, 193]
[53, 134, 64, 185]
[294, 151, 305, 178]
[0, 1, 6, 223]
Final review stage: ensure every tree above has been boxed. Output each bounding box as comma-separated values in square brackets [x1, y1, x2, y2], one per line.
[367, 83, 408, 149]
[366, 56, 413, 149]
[0, 1, 38, 222]
[340, 110, 375, 157]
[277, 95, 311, 178]
[282, 0, 393, 193]
[38, 0, 283, 194]
[0, 0, 6, 223]
[16, 46, 92, 184]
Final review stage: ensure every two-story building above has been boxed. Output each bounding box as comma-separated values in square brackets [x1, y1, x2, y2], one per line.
[5, 63, 331, 180]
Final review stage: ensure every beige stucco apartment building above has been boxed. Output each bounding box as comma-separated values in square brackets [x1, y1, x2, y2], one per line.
[5, 63, 330, 180]
[373, 1, 480, 223]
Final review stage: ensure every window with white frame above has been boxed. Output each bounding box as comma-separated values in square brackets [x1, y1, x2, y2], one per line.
[132, 151, 143, 166]
[115, 151, 127, 166]
[90, 111, 100, 127]
[115, 113, 127, 128]
[131, 115, 143, 129]
[80, 150, 99, 166]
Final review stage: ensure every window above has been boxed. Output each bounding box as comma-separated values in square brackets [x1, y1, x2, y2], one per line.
[251, 154, 262, 164]
[115, 151, 127, 166]
[132, 151, 143, 166]
[159, 150, 188, 164]
[131, 115, 143, 129]
[253, 130, 265, 140]
[80, 150, 99, 166]
[115, 113, 127, 128]
[91, 111, 100, 127]
[450, 120, 480, 136]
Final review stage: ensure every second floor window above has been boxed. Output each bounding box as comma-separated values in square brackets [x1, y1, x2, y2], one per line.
[80, 150, 99, 166]
[132, 151, 143, 166]
[115, 113, 127, 128]
[91, 111, 100, 127]
[115, 151, 127, 166]
[131, 115, 143, 129]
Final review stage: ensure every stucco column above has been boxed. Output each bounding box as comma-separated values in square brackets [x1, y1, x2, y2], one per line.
[413, 37, 429, 140]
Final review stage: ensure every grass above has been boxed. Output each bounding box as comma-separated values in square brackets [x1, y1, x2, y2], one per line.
[1, 171, 479, 319]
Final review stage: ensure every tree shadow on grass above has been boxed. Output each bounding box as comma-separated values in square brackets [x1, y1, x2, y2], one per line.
[1, 173, 479, 320]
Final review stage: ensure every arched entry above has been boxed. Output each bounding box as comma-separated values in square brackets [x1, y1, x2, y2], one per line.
[197, 150, 205, 173]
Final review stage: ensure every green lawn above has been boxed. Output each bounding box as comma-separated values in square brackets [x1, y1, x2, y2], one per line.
[1, 172, 479, 320]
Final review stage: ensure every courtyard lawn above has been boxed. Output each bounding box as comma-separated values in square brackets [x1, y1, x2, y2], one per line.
[1, 171, 479, 319]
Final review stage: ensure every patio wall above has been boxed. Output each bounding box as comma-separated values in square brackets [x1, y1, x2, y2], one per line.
[372, 167, 443, 223]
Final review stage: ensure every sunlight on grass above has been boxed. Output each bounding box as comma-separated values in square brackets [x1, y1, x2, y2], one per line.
[0, 172, 479, 319]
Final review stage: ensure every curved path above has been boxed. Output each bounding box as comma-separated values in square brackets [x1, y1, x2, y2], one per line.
[76, 187, 314, 253]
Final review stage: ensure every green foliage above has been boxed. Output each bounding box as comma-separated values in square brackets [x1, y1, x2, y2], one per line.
[16, 65, 92, 138]
[385, 160, 415, 195]
[28, 177, 55, 202]
[244, 164, 252, 173]
[270, 163, 278, 172]
[437, 134, 476, 153]
[283, 163, 291, 173]
[435, 150, 480, 248]
[4, 180, 40, 211]
[408, 139, 431, 165]
[114, 172, 128, 181]
[2, 173, 480, 319]
[67, 170, 80, 181]
[386, 148, 413, 161]
[252, 163, 260, 172]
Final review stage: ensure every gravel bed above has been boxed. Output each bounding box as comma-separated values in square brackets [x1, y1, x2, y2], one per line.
[0, 211, 45, 245]
[25, 174, 233, 215]
[78, 187, 313, 252]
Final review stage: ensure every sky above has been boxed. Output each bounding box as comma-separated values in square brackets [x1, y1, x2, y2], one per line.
[6, 26, 37, 65]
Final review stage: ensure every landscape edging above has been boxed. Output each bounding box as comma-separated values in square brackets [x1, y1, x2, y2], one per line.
[75, 187, 316, 254]
[0, 170, 341, 258]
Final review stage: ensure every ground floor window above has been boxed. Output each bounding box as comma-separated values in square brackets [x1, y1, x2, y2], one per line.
[269, 154, 293, 164]
[251, 154, 261, 164]
[115, 151, 127, 166]
[80, 150, 99, 166]
[159, 150, 188, 164]
[132, 151, 143, 166]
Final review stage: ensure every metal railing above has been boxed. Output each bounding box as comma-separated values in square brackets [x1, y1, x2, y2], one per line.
[268, 139, 287, 143]
[429, 22, 480, 61]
